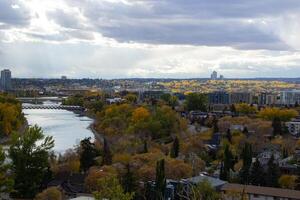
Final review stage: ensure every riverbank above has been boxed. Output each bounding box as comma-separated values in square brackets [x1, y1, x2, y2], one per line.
[0, 119, 28, 145]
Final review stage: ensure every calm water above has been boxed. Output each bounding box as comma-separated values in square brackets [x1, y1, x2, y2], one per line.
[23, 107, 94, 153]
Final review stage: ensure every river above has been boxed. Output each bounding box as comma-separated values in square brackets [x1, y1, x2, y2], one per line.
[23, 104, 94, 153]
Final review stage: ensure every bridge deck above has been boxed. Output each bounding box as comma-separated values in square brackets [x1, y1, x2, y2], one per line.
[22, 105, 84, 111]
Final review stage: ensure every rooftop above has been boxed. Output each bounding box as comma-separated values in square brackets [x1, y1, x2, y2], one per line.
[222, 183, 300, 199]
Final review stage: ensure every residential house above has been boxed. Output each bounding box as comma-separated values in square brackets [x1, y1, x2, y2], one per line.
[221, 183, 300, 200]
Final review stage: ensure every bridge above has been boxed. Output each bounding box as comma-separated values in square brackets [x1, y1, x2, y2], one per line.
[22, 104, 85, 111]
[17, 97, 65, 104]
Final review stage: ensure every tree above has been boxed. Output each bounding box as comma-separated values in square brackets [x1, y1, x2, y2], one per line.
[249, 159, 265, 186]
[155, 159, 166, 200]
[9, 125, 54, 198]
[79, 137, 98, 172]
[212, 116, 219, 133]
[258, 107, 298, 122]
[282, 147, 289, 159]
[160, 94, 178, 109]
[125, 94, 138, 104]
[236, 103, 257, 115]
[239, 143, 252, 184]
[242, 127, 249, 136]
[230, 104, 237, 115]
[35, 187, 63, 200]
[226, 129, 232, 143]
[278, 175, 297, 189]
[122, 164, 136, 194]
[0, 146, 14, 195]
[184, 93, 207, 111]
[93, 176, 134, 200]
[272, 117, 282, 136]
[266, 155, 280, 187]
[221, 145, 235, 181]
[170, 137, 180, 158]
[102, 138, 112, 165]
[178, 180, 220, 200]
[143, 140, 148, 153]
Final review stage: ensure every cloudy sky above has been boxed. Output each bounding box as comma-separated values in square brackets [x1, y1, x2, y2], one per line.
[1, 0, 300, 78]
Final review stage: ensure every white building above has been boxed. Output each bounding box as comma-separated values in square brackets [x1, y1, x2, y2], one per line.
[286, 118, 300, 137]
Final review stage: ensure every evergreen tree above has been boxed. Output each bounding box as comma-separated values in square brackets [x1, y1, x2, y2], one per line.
[239, 143, 252, 184]
[9, 125, 54, 198]
[219, 162, 228, 181]
[102, 138, 112, 165]
[143, 140, 148, 153]
[122, 164, 136, 194]
[295, 166, 300, 190]
[249, 159, 265, 186]
[80, 137, 98, 172]
[212, 116, 219, 133]
[230, 104, 237, 115]
[155, 159, 166, 200]
[170, 137, 180, 158]
[272, 117, 282, 136]
[0, 146, 14, 194]
[266, 155, 280, 187]
[282, 148, 289, 159]
[222, 145, 235, 181]
[226, 129, 232, 143]
[242, 127, 249, 136]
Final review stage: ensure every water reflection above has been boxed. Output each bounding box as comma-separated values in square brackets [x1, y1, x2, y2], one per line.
[23, 107, 94, 153]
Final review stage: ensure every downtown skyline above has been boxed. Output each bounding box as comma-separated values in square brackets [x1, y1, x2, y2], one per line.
[1, 0, 300, 79]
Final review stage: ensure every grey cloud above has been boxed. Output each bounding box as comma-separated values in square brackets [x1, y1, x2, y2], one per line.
[0, 0, 30, 28]
[63, 0, 298, 50]
[47, 9, 84, 30]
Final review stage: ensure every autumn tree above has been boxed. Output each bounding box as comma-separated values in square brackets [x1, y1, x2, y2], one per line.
[84, 166, 117, 192]
[170, 137, 180, 158]
[125, 94, 138, 104]
[278, 175, 297, 189]
[35, 187, 63, 200]
[93, 176, 134, 200]
[258, 107, 298, 122]
[9, 125, 54, 198]
[236, 103, 257, 115]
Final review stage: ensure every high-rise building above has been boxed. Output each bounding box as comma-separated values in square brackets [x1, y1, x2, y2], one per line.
[230, 92, 253, 104]
[211, 71, 218, 80]
[1, 69, 12, 91]
[280, 90, 300, 105]
[208, 91, 230, 104]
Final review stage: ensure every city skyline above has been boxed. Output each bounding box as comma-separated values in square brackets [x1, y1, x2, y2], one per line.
[1, 0, 300, 78]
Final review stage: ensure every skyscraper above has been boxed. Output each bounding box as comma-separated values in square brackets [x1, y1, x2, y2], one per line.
[211, 71, 218, 80]
[1, 69, 12, 91]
